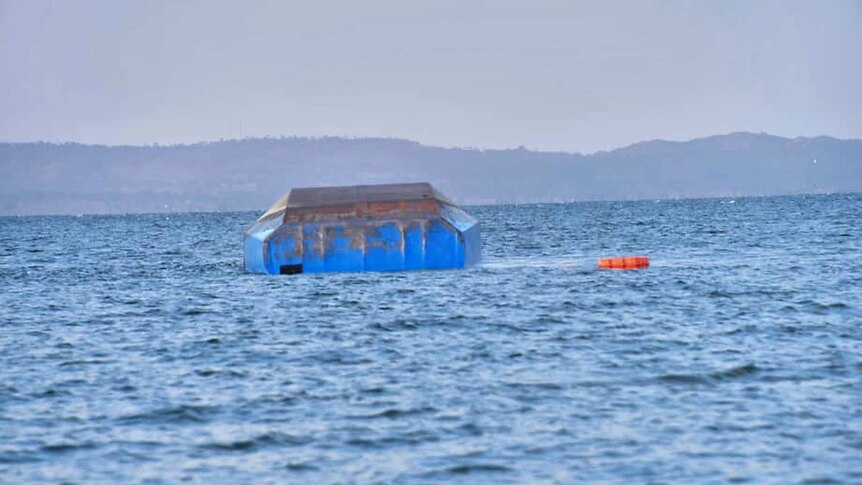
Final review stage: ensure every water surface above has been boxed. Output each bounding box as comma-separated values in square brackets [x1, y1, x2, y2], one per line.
[1, 194, 861, 483]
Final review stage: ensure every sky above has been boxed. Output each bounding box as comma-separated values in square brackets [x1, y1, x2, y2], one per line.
[1, 0, 860, 153]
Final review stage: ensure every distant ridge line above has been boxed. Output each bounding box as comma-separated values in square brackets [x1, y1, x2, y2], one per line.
[1, 131, 858, 156]
[1, 132, 860, 215]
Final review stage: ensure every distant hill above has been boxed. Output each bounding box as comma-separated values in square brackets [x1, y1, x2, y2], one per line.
[1, 132, 860, 215]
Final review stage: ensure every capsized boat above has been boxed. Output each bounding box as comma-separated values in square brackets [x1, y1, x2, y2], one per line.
[243, 182, 480, 274]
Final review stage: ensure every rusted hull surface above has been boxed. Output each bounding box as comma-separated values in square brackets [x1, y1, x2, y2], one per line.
[243, 183, 480, 275]
[282, 198, 440, 224]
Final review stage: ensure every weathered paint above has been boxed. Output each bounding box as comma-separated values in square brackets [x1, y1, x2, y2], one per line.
[242, 215, 282, 274]
[243, 183, 480, 275]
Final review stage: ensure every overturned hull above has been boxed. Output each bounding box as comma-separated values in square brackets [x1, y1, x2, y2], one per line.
[244, 183, 480, 274]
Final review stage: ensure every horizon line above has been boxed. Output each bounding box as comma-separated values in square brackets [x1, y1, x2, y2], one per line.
[0, 131, 856, 157]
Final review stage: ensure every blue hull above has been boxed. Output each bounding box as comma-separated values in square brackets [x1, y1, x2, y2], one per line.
[243, 183, 480, 275]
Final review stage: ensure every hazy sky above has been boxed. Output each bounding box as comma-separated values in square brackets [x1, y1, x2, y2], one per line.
[1, 0, 860, 153]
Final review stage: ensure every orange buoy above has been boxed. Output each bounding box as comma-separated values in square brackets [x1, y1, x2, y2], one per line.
[597, 255, 650, 270]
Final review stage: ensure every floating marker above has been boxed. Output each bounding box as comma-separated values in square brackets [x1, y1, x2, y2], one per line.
[597, 256, 650, 270]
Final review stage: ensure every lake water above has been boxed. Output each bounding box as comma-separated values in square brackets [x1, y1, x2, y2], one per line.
[1, 194, 860, 483]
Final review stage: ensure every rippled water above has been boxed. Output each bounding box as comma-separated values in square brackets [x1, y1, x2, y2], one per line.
[1, 194, 861, 484]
